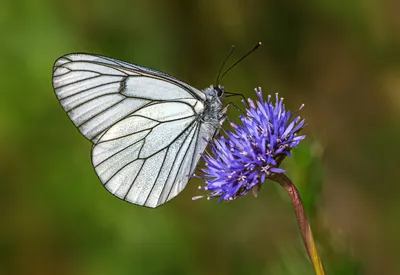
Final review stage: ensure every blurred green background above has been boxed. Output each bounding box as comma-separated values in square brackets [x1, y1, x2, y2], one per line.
[1, 0, 399, 274]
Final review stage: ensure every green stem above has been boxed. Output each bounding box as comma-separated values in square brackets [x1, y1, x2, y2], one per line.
[271, 173, 326, 275]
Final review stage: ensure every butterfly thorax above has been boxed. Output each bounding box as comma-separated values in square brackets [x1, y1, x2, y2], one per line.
[201, 85, 225, 125]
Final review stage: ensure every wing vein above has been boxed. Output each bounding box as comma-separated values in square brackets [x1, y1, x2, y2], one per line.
[55, 74, 103, 89]
[138, 118, 197, 160]
[165, 122, 201, 201]
[76, 98, 125, 128]
[143, 148, 169, 205]
[156, 122, 199, 205]
[58, 80, 121, 100]
[122, 160, 145, 200]
[94, 128, 155, 168]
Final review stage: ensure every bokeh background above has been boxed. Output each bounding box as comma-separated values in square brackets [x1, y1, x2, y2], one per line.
[1, 0, 399, 274]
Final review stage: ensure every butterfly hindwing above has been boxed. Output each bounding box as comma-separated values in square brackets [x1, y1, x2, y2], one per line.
[92, 109, 204, 207]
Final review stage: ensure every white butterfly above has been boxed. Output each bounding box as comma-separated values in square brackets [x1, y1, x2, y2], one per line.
[52, 53, 227, 208]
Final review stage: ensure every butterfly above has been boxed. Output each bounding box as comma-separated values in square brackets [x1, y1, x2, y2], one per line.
[52, 53, 227, 208]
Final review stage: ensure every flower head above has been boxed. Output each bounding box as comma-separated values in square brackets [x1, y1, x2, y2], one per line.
[194, 88, 306, 202]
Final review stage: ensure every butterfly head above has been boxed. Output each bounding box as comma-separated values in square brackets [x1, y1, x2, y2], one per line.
[203, 85, 225, 101]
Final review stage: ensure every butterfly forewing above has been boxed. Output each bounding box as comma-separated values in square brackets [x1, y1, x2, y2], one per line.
[53, 53, 204, 142]
[52, 53, 222, 207]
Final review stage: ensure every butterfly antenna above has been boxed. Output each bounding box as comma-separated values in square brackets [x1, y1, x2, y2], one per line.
[215, 45, 236, 85]
[218, 42, 261, 83]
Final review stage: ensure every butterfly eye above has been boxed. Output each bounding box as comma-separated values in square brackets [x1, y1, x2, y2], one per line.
[215, 85, 225, 97]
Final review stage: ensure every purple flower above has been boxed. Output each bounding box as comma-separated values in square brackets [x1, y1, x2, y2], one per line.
[194, 88, 306, 202]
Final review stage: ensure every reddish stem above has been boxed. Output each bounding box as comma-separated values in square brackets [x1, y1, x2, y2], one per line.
[271, 173, 326, 275]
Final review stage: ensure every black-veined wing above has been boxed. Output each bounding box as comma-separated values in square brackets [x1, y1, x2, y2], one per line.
[52, 53, 217, 207]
